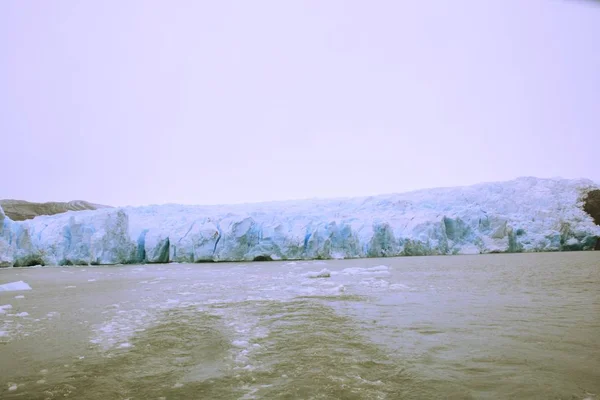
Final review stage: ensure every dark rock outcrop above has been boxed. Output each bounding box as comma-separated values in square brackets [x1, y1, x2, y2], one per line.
[583, 190, 600, 250]
[0, 200, 110, 221]
[583, 190, 600, 225]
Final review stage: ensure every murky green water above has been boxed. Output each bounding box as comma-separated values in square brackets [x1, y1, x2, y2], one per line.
[1, 252, 599, 399]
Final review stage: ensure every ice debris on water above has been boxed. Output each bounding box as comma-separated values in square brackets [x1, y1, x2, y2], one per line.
[0, 281, 32, 292]
[305, 268, 331, 278]
[0, 304, 13, 314]
[341, 265, 390, 276]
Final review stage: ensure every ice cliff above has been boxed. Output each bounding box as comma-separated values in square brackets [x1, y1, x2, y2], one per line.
[1, 177, 599, 267]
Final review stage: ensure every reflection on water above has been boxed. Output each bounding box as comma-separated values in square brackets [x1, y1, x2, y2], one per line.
[0, 252, 599, 399]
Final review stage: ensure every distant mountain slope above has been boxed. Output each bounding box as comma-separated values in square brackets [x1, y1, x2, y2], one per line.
[0, 199, 111, 221]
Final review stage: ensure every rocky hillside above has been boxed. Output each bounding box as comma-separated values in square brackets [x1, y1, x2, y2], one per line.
[583, 189, 600, 249]
[0, 200, 110, 221]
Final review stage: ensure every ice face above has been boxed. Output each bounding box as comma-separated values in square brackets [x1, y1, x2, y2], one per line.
[0, 177, 599, 267]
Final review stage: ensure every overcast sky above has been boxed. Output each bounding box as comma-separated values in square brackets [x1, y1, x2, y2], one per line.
[1, 0, 598, 206]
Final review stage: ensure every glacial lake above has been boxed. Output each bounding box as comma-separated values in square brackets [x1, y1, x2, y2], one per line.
[1, 252, 599, 399]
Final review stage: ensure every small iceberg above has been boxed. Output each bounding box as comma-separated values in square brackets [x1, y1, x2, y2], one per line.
[0, 304, 13, 314]
[304, 268, 331, 278]
[0, 281, 32, 292]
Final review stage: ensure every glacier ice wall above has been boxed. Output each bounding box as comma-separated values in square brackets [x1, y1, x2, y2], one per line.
[1, 177, 599, 267]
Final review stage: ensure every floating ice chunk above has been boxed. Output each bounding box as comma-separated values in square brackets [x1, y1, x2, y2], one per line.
[8, 383, 17, 391]
[118, 342, 132, 348]
[341, 265, 390, 276]
[15, 312, 29, 317]
[304, 268, 331, 278]
[0, 305, 12, 315]
[87, 279, 97, 282]
[0, 331, 8, 337]
[368, 265, 389, 271]
[14, 295, 25, 299]
[0, 281, 32, 292]
[328, 284, 346, 293]
[65, 286, 76, 289]
[361, 278, 390, 288]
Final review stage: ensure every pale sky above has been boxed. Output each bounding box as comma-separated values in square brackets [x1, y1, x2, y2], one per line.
[1, 0, 599, 207]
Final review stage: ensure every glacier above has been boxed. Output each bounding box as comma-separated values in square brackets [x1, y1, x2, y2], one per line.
[1, 177, 599, 267]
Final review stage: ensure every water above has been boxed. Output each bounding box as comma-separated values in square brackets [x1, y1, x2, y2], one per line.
[0, 252, 598, 399]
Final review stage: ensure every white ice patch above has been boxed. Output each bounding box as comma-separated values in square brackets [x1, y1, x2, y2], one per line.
[0, 304, 13, 313]
[304, 268, 331, 278]
[340, 265, 390, 276]
[389, 283, 412, 290]
[14, 295, 25, 299]
[90, 309, 152, 350]
[0, 281, 32, 292]
[360, 278, 390, 289]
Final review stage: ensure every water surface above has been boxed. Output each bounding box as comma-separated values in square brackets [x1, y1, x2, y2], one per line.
[1, 252, 599, 399]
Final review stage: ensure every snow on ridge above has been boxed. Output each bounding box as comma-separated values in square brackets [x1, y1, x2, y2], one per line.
[0, 177, 598, 267]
